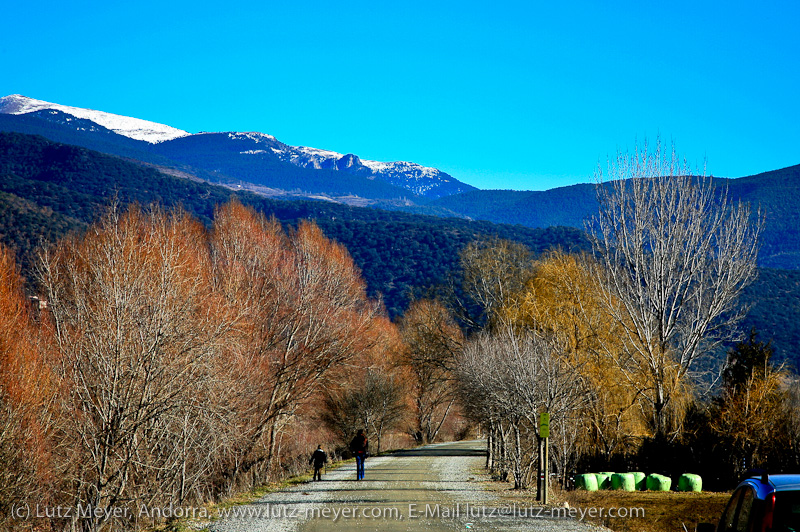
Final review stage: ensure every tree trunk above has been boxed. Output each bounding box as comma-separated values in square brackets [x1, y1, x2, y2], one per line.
[486, 421, 494, 471]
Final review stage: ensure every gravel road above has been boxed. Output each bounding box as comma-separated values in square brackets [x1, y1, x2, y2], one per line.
[209, 440, 608, 532]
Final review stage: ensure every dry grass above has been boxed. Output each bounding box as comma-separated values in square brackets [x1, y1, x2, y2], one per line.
[562, 490, 730, 532]
[480, 479, 730, 532]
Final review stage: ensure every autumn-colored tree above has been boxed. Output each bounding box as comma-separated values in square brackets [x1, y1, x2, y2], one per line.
[503, 251, 648, 459]
[320, 315, 408, 455]
[398, 299, 463, 443]
[39, 204, 231, 531]
[210, 201, 383, 484]
[0, 245, 54, 531]
[711, 331, 789, 477]
[1, 197, 391, 530]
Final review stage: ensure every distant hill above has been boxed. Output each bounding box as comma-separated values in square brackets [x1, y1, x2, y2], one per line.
[429, 184, 598, 228]
[430, 167, 800, 270]
[740, 268, 800, 370]
[719, 166, 800, 269]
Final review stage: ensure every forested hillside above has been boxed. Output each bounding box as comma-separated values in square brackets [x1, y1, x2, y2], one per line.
[430, 167, 800, 270]
[720, 165, 800, 269]
[0, 132, 587, 315]
[429, 184, 598, 228]
[739, 268, 800, 367]
[4, 110, 799, 269]
[1, 132, 797, 362]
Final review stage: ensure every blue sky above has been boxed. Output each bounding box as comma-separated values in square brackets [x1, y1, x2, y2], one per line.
[2, 0, 798, 191]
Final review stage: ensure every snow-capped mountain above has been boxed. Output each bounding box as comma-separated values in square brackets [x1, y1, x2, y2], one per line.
[0, 95, 189, 143]
[223, 132, 474, 198]
[0, 95, 476, 199]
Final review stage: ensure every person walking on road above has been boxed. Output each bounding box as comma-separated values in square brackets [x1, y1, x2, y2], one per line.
[309, 445, 328, 481]
[349, 429, 368, 480]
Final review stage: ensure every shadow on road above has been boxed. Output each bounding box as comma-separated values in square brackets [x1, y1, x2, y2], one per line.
[392, 447, 487, 458]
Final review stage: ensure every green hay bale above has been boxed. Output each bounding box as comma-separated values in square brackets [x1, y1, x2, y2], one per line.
[677, 473, 702, 492]
[594, 472, 613, 489]
[611, 473, 636, 491]
[575, 474, 599, 491]
[646, 473, 672, 491]
[631, 471, 646, 490]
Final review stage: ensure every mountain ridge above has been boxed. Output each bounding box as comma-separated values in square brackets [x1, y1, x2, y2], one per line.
[0, 95, 475, 199]
[0, 94, 190, 143]
[0, 130, 585, 315]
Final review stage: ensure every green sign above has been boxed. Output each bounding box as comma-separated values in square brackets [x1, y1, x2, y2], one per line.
[540, 412, 550, 438]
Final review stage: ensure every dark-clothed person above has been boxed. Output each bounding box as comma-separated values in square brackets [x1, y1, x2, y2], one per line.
[309, 445, 328, 481]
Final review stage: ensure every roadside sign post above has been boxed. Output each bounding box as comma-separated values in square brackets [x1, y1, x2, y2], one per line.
[539, 412, 550, 505]
[537, 438, 543, 501]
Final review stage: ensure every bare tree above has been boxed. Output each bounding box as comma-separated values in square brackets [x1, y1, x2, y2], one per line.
[457, 327, 585, 489]
[210, 201, 383, 484]
[398, 299, 463, 444]
[38, 205, 232, 531]
[586, 139, 762, 438]
[321, 368, 408, 454]
[457, 239, 534, 331]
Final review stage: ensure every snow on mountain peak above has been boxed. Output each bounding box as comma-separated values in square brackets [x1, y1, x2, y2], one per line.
[361, 159, 440, 179]
[296, 146, 345, 159]
[296, 147, 438, 177]
[0, 94, 190, 143]
[227, 132, 277, 143]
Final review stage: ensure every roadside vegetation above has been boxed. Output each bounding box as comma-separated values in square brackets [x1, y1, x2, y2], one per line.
[0, 199, 424, 531]
[451, 142, 800, 496]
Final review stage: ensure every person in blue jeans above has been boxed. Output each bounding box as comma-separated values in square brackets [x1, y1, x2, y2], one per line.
[349, 429, 368, 480]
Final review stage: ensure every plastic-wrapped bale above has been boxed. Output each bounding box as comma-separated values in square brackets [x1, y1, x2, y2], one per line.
[631, 472, 646, 491]
[677, 474, 702, 492]
[646, 474, 672, 491]
[611, 473, 636, 491]
[575, 474, 599, 491]
[594, 472, 613, 490]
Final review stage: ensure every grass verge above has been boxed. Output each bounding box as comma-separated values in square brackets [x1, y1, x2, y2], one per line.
[149, 460, 356, 532]
[485, 482, 730, 532]
[562, 490, 729, 532]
